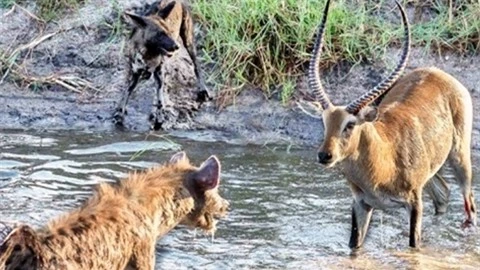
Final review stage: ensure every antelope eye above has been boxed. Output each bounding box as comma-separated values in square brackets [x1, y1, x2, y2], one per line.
[344, 122, 355, 132]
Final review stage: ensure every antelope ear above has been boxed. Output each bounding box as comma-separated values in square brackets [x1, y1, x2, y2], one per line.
[169, 151, 189, 164]
[191, 156, 221, 191]
[358, 106, 379, 122]
[124, 11, 148, 28]
[158, 2, 176, 19]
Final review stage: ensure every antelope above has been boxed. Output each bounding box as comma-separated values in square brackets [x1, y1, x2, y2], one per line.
[113, 0, 210, 130]
[303, 0, 476, 249]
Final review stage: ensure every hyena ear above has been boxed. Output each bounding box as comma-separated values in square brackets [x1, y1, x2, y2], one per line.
[169, 151, 189, 164]
[158, 1, 176, 19]
[191, 156, 221, 191]
[124, 11, 148, 28]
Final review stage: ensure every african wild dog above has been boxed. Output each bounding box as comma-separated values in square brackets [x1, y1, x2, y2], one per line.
[0, 152, 229, 269]
[302, 0, 475, 249]
[113, 0, 210, 130]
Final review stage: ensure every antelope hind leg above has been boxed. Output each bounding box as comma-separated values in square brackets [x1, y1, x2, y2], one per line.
[409, 191, 423, 248]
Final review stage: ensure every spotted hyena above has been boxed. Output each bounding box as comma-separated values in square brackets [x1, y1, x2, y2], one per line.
[0, 152, 229, 269]
[113, 0, 210, 130]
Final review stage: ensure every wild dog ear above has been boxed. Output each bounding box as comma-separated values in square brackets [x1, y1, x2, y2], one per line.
[191, 156, 221, 191]
[124, 11, 148, 28]
[169, 151, 188, 164]
[158, 1, 176, 19]
[358, 106, 379, 122]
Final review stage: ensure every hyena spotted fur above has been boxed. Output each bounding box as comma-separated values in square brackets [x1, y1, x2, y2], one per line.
[0, 152, 229, 270]
[113, 0, 210, 130]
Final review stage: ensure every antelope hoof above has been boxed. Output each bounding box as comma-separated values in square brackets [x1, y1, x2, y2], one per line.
[462, 218, 477, 229]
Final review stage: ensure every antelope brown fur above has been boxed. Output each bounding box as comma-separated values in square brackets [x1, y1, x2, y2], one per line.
[113, 0, 210, 130]
[0, 152, 229, 269]
[305, 0, 476, 249]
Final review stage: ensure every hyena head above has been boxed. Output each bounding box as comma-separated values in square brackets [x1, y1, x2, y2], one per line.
[125, 1, 179, 61]
[168, 152, 229, 234]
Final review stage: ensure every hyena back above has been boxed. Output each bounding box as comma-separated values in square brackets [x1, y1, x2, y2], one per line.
[0, 152, 229, 270]
[113, 0, 210, 130]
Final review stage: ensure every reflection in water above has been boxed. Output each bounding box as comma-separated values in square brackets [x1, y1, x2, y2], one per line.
[0, 130, 479, 269]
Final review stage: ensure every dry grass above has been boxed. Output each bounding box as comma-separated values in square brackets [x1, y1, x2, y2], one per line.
[0, 5, 98, 94]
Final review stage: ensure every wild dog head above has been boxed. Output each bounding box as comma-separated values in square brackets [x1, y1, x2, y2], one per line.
[125, 2, 180, 65]
[168, 152, 229, 234]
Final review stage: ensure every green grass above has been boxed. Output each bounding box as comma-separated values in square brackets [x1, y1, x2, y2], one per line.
[0, 0, 85, 21]
[191, 0, 480, 102]
[36, 0, 85, 21]
[0, 0, 17, 8]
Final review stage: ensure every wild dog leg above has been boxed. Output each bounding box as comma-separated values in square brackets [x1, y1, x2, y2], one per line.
[180, 13, 211, 103]
[113, 71, 141, 126]
[349, 199, 373, 249]
[409, 191, 423, 248]
[149, 68, 170, 130]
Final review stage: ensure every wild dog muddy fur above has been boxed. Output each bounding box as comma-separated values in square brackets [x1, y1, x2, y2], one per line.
[302, 0, 476, 249]
[0, 152, 229, 269]
[113, 0, 210, 130]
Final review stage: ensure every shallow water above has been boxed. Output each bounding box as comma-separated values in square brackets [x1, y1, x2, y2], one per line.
[1, 130, 480, 270]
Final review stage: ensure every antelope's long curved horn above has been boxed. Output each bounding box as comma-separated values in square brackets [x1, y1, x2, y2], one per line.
[308, 0, 332, 110]
[345, 0, 411, 115]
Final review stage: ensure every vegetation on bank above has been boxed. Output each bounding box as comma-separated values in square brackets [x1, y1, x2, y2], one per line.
[192, 0, 479, 103]
[0, 0, 478, 102]
[0, 0, 85, 21]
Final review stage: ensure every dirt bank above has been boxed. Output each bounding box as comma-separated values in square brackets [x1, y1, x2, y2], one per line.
[0, 1, 479, 149]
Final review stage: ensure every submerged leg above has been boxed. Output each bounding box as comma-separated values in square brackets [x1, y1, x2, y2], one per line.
[349, 199, 373, 249]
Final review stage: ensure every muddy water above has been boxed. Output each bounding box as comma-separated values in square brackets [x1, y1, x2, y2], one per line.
[1, 130, 480, 269]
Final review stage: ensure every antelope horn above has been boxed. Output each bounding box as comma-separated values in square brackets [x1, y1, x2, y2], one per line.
[345, 0, 411, 115]
[308, 0, 332, 110]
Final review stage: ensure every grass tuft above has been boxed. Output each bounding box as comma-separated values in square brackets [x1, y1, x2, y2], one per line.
[191, 0, 480, 101]
[0, 0, 85, 21]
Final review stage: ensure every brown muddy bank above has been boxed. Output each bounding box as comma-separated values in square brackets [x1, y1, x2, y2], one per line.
[0, 1, 479, 148]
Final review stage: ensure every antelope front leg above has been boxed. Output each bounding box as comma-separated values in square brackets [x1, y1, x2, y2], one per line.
[409, 191, 423, 248]
[349, 199, 373, 249]
[113, 71, 141, 126]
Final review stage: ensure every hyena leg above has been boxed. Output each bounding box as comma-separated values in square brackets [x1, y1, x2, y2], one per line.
[126, 241, 155, 270]
[448, 148, 476, 227]
[349, 199, 373, 249]
[180, 9, 210, 103]
[113, 71, 141, 125]
[409, 190, 423, 248]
